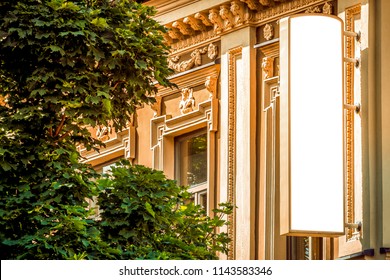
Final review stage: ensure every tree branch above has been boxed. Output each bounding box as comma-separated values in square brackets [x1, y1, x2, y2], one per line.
[56, 131, 71, 143]
[54, 114, 66, 137]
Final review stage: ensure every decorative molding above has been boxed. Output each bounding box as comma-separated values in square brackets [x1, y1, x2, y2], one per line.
[263, 23, 274, 40]
[179, 88, 196, 114]
[156, 64, 221, 97]
[259, 41, 280, 259]
[345, 4, 361, 242]
[80, 127, 129, 166]
[227, 46, 242, 260]
[205, 75, 219, 132]
[254, 0, 326, 23]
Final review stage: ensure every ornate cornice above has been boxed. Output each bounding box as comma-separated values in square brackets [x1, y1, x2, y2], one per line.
[162, 0, 332, 55]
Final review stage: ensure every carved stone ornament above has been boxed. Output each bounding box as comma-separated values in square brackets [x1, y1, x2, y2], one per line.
[305, 5, 322, 13]
[209, 8, 225, 34]
[168, 47, 207, 72]
[167, 26, 183, 40]
[263, 23, 274, 41]
[220, 4, 235, 30]
[240, 0, 259, 10]
[169, 43, 217, 73]
[322, 2, 333, 14]
[207, 43, 218, 60]
[96, 125, 112, 141]
[231, 1, 247, 26]
[194, 12, 213, 27]
[262, 57, 274, 79]
[183, 16, 206, 31]
[172, 20, 194, 36]
[179, 88, 195, 114]
[205, 76, 218, 99]
[259, 0, 271, 6]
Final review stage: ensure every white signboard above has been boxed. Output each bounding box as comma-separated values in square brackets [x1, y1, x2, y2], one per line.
[279, 14, 345, 236]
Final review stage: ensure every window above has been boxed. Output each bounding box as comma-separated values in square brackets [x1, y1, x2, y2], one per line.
[175, 129, 208, 210]
[287, 237, 323, 260]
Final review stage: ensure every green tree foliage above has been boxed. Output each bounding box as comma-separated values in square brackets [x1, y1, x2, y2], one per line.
[0, 0, 172, 149]
[0, 0, 231, 260]
[0, 0, 172, 259]
[98, 160, 232, 260]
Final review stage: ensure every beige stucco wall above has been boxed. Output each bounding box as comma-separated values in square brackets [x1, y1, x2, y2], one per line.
[135, 106, 155, 168]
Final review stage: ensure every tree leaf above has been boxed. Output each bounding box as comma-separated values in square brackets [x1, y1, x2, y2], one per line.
[144, 202, 155, 218]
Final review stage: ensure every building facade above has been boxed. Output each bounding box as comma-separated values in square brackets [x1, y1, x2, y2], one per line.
[81, 0, 390, 260]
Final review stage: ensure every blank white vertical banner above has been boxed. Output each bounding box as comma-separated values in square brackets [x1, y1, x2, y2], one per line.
[280, 14, 345, 236]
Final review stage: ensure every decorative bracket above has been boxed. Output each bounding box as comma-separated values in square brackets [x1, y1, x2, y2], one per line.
[345, 221, 362, 232]
[344, 102, 361, 114]
[344, 30, 361, 42]
[344, 57, 360, 68]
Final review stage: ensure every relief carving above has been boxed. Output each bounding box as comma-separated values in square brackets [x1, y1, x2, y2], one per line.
[194, 12, 213, 27]
[220, 4, 235, 30]
[172, 20, 194, 36]
[179, 88, 195, 114]
[263, 23, 274, 40]
[163, 34, 173, 44]
[168, 47, 207, 72]
[259, 0, 272, 6]
[183, 16, 206, 31]
[165, 0, 316, 51]
[207, 43, 218, 60]
[96, 125, 112, 141]
[205, 76, 218, 99]
[322, 2, 333, 14]
[240, 0, 260, 10]
[305, 5, 322, 13]
[168, 43, 217, 72]
[231, 1, 250, 25]
[262, 57, 274, 79]
[167, 25, 183, 40]
[209, 8, 225, 34]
